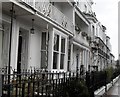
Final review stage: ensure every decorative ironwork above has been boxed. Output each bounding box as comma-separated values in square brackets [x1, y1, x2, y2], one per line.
[34, 1, 74, 32]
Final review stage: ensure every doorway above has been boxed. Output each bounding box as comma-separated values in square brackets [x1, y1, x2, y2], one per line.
[17, 29, 29, 73]
[17, 31, 22, 73]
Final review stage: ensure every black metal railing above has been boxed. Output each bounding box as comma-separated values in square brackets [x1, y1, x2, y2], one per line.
[98, 48, 110, 59]
[1, 70, 77, 97]
[1, 67, 120, 97]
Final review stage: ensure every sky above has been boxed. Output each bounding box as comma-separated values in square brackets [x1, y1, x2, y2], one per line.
[92, 0, 119, 60]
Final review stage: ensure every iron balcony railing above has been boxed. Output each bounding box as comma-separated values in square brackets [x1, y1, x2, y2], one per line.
[98, 48, 110, 59]
[21, 0, 74, 33]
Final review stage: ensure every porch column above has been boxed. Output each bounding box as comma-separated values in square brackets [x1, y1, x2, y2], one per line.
[82, 50, 84, 66]
[84, 50, 86, 71]
[11, 20, 19, 70]
[70, 43, 73, 71]
[86, 50, 88, 71]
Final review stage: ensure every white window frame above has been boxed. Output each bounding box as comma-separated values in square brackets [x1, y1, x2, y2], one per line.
[53, 30, 67, 71]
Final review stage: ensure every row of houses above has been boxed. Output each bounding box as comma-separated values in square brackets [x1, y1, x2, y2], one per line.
[0, 0, 115, 74]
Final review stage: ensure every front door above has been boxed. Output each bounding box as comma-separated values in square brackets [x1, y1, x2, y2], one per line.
[17, 31, 22, 73]
[17, 29, 29, 73]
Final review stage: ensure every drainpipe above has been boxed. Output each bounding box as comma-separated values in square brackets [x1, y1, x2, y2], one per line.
[8, 3, 14, 97]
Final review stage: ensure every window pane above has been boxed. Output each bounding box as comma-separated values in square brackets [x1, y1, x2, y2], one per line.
[61, 37, 65, 53]
[60, 54, 64, 69]
[54, 34, 59, 51]
[53, 52, 58, 69]
[41, 51, 46, 69]
[41, 32, 46, 50]
[67, 61, 70, 71]
[68, 44, 71, 60]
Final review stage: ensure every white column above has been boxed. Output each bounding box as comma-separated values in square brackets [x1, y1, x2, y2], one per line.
[48, 29, 54, 70]
[82, 50, 84, 66]
[58, 36, 61, 71]
[84, 50, 86, 71]
[11, 20, 19, 70]
[64, 37, 68, 71]
[70, 43, 73, 71]
[86, 50, 88, 71]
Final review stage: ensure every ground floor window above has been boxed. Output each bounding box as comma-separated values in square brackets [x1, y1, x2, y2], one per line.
[53, 33, 67, 70]
[1, 26, 10, 68]
[41, 32, 47, 69]
[67, 37, 71, 71]
[53, 52, 58, 69]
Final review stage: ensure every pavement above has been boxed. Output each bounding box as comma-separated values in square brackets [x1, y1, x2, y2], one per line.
[103, 78, 120, 97]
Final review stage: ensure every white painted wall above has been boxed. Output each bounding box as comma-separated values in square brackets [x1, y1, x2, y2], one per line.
[62, 4, 74, 23]
[74, 32, 89, 47]
[71, 49, 77, 72]
[17, 18, 42, 70]
[71, 46, 83, 72]
[54, 2, 74, 23]
[28, 31, 41, 69]
[76, 0, 93, 13]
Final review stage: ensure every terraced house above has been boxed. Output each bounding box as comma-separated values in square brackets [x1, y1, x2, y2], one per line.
[0, 0, 114, 74]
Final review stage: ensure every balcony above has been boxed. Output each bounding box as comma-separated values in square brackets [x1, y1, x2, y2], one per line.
[20, 0, 74, 33]
[98, 48, 105, 56]
[98, 48, 110, 59]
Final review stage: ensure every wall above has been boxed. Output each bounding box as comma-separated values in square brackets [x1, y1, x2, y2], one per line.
[76, 0, 93, 13]
[62, 3, 74, 23]
[28, 31, 41, 69]
[10, 17, 42, 70]
[54, 2, 74, 23]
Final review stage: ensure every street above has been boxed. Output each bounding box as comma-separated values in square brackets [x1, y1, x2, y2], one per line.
[103, 78, 120, 97]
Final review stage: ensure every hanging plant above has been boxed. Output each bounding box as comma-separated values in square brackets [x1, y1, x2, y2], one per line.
[81, 31, 87, 37]
[87, 36, 91, 41]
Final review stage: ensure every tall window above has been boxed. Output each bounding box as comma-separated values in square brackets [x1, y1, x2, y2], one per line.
[53, 33, 66, 70]
[67, 37, 71, 71]
[53, 34, 59, 69]
[60, 37, 65, 69]
[41, 32, 47, 69]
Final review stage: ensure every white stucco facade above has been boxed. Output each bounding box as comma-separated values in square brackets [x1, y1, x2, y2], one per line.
[0, 0, 115, 73]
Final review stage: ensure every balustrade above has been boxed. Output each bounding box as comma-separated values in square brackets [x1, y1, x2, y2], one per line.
[20, 0, 74, 33]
